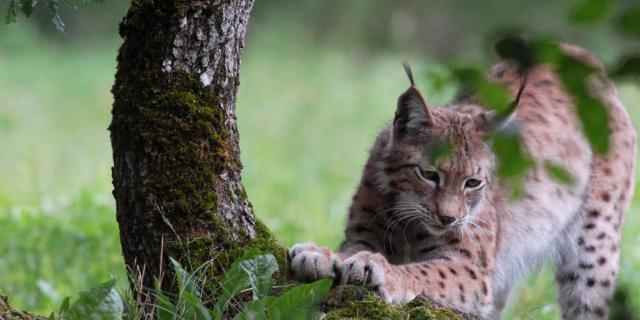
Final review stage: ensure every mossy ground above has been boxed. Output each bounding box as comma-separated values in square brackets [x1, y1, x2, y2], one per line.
[321, 285, 468, 320]
[0, 295, 45, 320]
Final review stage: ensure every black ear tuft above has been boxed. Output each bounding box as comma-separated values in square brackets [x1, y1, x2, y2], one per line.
[403, 62, 416, 86]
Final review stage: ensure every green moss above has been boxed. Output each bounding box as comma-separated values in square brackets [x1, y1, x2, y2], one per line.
[322, 286, 468, 320]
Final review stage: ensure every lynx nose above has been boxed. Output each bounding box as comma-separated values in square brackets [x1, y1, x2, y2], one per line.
[438, 215, 456, 226]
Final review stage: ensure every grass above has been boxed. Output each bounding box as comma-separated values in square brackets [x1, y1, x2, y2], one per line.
[1, 21, 639, 319]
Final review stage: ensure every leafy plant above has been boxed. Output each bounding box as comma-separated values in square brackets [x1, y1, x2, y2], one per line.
[116, 250, 331, 320]
[49, 279, 123, 320]
[3, 0, 105, 30]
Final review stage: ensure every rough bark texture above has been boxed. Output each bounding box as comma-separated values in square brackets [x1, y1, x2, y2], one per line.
[110, 0, 285, 294]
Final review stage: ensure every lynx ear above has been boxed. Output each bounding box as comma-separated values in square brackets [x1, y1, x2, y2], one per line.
[394, 63, 434, 137]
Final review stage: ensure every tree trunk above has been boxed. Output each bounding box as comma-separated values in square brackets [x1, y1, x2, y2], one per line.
[110, 0, 285, 294]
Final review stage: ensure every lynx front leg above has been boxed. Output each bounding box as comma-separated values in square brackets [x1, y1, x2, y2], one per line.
[338, 251, 493, 318]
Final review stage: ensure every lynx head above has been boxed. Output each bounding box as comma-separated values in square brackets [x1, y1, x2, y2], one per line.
[378, 64, 514, 236]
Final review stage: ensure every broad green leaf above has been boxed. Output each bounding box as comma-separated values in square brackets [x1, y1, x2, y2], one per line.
[450, 65, 512, 115]
[475, 80, 512, 116]
[266, 279, 332, 320]
[533, 40, 564, 65]
[611, 54, 640, 79]
[4, 0, 17, 24]
[179, 291, 212, 320]
[616, 7, 640, 38]
[19, 0, 37, 16]
[575, 94, 610, 154]
[491, 132, 533, 178]
[554, 53, 610, 153]
[233, 297, 275, 320]
[544, 162, 574, 185]
[239, 253, 279, 300]
[65, 279, 123, 320]
[569, 0, 612, 24]
[214, 251, 277, 317]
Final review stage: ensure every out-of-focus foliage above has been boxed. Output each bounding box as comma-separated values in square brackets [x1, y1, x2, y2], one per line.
[4, 0, 104, 30]
[569, 0, 612, 25]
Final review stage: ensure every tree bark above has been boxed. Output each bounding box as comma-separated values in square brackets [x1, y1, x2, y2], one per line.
[110, 0, 285, 295]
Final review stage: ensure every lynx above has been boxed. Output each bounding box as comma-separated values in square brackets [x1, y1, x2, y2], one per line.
[288, 44, 636, 319]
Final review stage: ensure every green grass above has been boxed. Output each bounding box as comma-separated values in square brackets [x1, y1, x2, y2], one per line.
[1, 22, 640, 319]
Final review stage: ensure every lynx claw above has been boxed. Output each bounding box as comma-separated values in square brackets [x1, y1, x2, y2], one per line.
[339, 251, 396, 303]
[289, 242, 339, 282]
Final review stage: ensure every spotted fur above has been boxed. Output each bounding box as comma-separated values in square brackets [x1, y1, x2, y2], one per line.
[289, 44, 636, 319]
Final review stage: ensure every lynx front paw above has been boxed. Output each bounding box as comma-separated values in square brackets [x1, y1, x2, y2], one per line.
[289, 242, 339, 282]
[339, 251, 401, 303]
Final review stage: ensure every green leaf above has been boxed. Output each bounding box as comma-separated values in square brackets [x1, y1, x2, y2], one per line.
[170, 258, 200, 296]
[58, 296, 71, 319]
[569, 0, 612, 24]
[214, 251, 278, 316]
[491, 132, 533, 179]
[450, 65, 513, 114]
[179, 291, 212, 320]
[533, 40, 564, 65]
[44, 0, 65, 31]
[544, 162, 574, 185]
[4, 0, 17, 24]
[611, 54, 640, 79]
[554, 53, 610, 153]
[616, 7, 640, 38]
[19, 0, 37, 16]
[429, 140, 452, 164]
[65, 279, 123, 320]
[239, 253, 279, 300]
[234, 298, 274, 320]
[475, 80, 512, 116]
[494, 35, 535, 70]
[154, 283, 177, 320]
[266, 279, 332, 320]
[575, 94, 610, 154]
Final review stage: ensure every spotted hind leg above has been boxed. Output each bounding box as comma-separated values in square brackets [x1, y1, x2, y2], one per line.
[555, 201, 624, 319]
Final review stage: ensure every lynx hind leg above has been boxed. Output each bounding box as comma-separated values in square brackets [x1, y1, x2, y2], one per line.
[555, 183, 630, 318]
[289, 242, 339, 282]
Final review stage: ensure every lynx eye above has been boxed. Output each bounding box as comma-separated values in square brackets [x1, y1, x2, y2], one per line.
[415, 167, 440, 186]
[464, 178, 482, 189]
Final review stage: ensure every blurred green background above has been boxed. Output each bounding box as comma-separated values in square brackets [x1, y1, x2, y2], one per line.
[1, 1, 639, 319]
